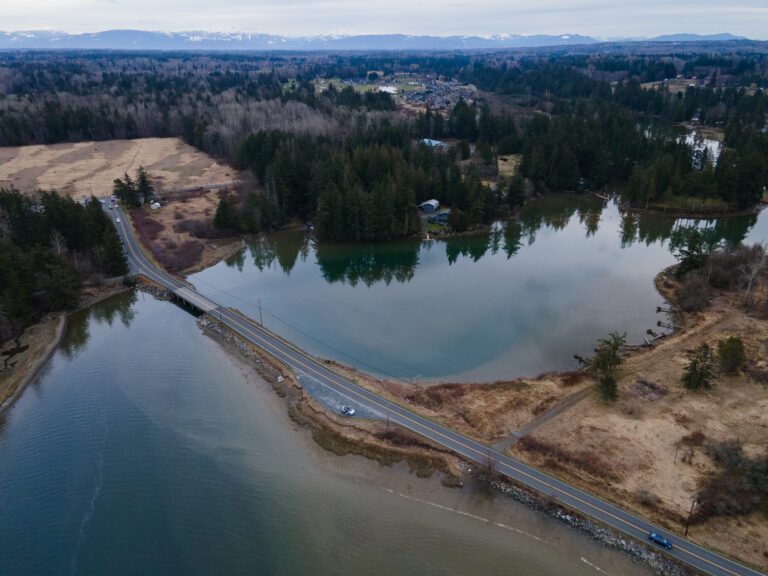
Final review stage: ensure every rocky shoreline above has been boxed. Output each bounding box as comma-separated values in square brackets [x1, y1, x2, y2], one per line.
[486, 478, 691, 576]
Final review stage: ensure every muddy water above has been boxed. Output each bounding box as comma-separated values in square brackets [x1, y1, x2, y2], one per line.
[0, 293, 652, 575]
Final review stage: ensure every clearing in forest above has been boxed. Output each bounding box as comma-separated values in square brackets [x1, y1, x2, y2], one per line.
[0, 138, 239, 197]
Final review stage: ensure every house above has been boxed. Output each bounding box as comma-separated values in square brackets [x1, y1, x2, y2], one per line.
[420, 138, 449, 150]
[418, 199, 440, 213]
[429, 209, 451, 225]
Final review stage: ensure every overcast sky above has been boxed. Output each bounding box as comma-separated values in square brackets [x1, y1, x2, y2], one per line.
[2, 0, 767, 39]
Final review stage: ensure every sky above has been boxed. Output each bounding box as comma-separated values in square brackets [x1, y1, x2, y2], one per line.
[1, 0, 768, 39]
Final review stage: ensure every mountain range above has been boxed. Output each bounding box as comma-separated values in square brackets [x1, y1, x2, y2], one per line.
[0, 30, 749, 51]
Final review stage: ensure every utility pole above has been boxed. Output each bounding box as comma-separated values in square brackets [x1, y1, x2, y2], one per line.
[684, 499, 697, 536]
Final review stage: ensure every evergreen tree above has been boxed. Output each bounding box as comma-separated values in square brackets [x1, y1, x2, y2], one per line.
[577, 332, 626, 402]
[213, 198, 241, 233]
[682, 343, 716, 390]
[675, 229, 707, 277]
[136, 166, 154, 204]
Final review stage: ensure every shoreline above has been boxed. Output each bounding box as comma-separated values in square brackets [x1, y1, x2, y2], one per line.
[625, 202, 764, 220]
[190, 293, 707, 576]
[177, 251, 766, 573]
[196, 313, 465, 483]
[1, 270, 747, 574]
[0, 314, 66, 413]
[0, 282, 130, 414]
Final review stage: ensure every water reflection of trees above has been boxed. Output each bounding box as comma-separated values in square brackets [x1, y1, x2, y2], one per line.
[315, 242, 420, 286]
[620, 210, 756, 249]
[230, 195, 761, 286]
[233, 231, 310, 274]
[60, 290, 138, 359]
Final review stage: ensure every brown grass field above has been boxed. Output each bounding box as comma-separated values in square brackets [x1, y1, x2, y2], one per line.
[0, 137, 239, 197]
[2, 138, 245, 273]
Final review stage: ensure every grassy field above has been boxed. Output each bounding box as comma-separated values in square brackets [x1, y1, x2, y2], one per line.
[497, 154, 522, 178]
[313, 77, 378, 94]
[0, 138, 239, 197]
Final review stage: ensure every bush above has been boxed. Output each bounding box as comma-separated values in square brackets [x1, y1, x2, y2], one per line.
[717, 336, 746, 373]
[599, 373, 618, 402]
[636, 489, 661, 508]
[693, 440, 768, 523]
[676, 273, 711, 312]
[707, 244, 766, 292]
[518, 435, 621, 481]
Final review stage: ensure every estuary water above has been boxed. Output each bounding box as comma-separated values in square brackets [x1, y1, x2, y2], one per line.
[0, 292, 653, 576]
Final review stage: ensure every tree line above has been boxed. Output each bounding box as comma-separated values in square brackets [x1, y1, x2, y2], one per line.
[0, 189, 127, 343]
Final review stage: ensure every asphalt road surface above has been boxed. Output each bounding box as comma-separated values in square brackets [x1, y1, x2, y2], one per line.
[108, 201, 764, 576]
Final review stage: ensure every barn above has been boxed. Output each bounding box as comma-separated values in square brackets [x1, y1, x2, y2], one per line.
[418, 199, 440, 213]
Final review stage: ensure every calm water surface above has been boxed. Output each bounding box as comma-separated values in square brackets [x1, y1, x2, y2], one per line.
[0, 293, 654, 576]
[192, 195, 767, 382]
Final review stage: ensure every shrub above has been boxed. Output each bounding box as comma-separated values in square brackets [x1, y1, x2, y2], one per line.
[717, 336, 746, 373]
[676, 273, 711, 312]
[599, 373, 618, 402]
[559, 370, 586, 387]
[707, 244, 766, 293]
[693, 440, 768, 523]
[518, 435, 620, 481]
[637, 489, 661, 508]
[680, 430, 706, 446]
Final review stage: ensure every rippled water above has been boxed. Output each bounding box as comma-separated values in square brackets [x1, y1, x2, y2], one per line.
[0, 293, 652, 576]
[191, 195, 767, 382]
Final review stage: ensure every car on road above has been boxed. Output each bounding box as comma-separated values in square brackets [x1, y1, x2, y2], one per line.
[340, 405, 356, 417]
[115, 217, 121, 223]
[648, 532, 673, 550]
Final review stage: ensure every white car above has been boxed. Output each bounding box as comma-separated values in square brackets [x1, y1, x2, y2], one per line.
[115, 217, 121, 223]
[340, 406, 355, 417]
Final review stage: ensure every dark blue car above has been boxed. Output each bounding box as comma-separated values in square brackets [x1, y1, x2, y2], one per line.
[648, 532, 673, 550]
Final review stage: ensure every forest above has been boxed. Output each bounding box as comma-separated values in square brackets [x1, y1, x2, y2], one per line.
[0, 190, 127, 344]
[2, 48, 768, 242]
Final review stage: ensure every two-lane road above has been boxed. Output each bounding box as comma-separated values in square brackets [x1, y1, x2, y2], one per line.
[108, 201, 764, 576]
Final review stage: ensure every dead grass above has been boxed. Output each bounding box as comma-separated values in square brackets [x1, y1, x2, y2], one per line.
[517, 435, 622, 482]
[322, 364, 593, 444]
[1, 138, 246, 274]
[507, 288, 768, 570]
[0, 138, 240, 197]
[497, 154, 521, 179]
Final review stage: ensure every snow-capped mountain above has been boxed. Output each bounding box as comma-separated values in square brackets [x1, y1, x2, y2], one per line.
[0, 30, 748, 51]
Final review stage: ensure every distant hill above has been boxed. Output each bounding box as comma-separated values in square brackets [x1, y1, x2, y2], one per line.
[0, 30, 599, 51]
[0, 30, 751, 51]
[650, 33, 746, 42]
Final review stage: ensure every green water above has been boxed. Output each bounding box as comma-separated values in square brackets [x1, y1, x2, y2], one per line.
[192, 195, 764, 382]
[0, 292, 653, 576]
